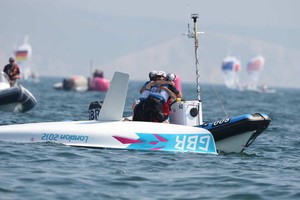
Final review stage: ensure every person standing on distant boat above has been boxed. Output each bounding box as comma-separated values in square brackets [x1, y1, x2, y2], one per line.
[93, 69, 104, 78]
[3, 57, 21, 86]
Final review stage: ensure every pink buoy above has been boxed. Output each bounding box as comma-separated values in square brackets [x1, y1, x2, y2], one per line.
[89, 77, 110, 92]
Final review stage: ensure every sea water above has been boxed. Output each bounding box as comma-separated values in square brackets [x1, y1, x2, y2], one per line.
[0, 77, 299, 200]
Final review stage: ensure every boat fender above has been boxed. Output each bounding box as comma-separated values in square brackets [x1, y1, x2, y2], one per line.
[88, 101, 103, 120]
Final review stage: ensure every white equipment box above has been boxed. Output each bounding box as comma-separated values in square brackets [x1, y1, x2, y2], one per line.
[169, 100, 203, 126]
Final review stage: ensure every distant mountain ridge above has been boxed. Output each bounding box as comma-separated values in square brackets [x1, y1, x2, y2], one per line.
[99, 32, 300, 88]
[0, 0, 299, 88]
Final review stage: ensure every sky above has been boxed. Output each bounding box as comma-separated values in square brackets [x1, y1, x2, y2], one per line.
[0, 0, 299, 88]
[48, 0, 298, 28]
[45, 0, 299, 31]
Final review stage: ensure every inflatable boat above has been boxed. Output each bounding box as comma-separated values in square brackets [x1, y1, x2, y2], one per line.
[0, 72, 37, 113]
[53, 75, 88, 91]
[53, 75, 110, 92]
[0, 71, 270, 154]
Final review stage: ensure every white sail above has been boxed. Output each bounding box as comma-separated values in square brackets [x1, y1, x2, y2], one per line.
[221, 56, 241, 89]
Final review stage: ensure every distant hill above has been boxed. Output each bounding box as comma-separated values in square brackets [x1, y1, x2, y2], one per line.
[0, 0, 299, 88]
[99, 32, 300, 89]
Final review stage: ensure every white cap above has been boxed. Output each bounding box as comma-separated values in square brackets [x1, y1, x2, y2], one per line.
[166, 73, 176, 81]
[157, 71, 166, 77]
[149, 70, 158, 79]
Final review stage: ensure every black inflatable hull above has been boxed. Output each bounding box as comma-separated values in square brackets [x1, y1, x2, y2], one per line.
[0, 84, 37, 113]
[199, 113, 271, 153]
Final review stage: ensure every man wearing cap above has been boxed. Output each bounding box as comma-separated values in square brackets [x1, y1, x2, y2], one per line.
[3, 57, 21, 86]
[133, 70, 181, 122]
[143, 71, 179, 122]
[133, 70, 158, 121]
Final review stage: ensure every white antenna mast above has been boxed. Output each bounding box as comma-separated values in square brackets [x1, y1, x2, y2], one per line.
[182, 12, 205, 125]
[185, 14, 204, 102]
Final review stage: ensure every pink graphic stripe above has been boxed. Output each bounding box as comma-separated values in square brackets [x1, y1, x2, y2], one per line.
[151, 146, 165, 150]
[149, 141, 158, 145]
[113, 136, 143, 144]
[153, 134, 168, 142]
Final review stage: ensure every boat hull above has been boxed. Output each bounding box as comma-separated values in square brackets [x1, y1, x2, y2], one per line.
[199, 113, 271, 153]
[0, 84, 37, 112]
[0, 121, 217, 154]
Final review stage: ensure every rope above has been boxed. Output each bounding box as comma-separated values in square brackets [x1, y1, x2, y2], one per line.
[212, 86, 229, 118]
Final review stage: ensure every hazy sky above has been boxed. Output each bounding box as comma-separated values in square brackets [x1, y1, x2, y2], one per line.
[0, 0, 299, 88]
[53, 0, 299, 28]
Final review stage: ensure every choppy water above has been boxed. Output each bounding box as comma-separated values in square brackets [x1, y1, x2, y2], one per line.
[1, 77, 299, 200]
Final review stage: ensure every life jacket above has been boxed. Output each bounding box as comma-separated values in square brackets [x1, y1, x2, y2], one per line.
[162, 98, 173, 117]
[4, 64, 19, 80]
[148, 84, 170, 104]
[139, 81, 151, 101]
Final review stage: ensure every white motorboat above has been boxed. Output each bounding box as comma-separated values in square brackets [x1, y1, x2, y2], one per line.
[0, 71, 217, 154]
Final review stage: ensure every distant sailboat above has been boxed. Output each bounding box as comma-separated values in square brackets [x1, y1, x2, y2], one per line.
[14, 36, 39, 82]
[245, 55, 264, 91]
[221, 56, 241, 90]
[221, 55, 275, 93]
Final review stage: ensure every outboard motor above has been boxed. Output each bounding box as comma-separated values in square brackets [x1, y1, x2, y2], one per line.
[88, 101, 103, 120]
[62, 79, 73, 90]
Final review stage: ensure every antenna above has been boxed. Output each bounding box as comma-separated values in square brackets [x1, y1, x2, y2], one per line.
[184, 14, 204, 102]
[182, 12, 205, 125]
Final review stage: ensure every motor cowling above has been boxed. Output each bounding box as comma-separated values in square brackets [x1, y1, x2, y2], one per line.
[88, 101, 103, 120]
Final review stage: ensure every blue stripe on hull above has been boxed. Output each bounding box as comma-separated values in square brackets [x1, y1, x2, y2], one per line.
[126, 133, 216, 154]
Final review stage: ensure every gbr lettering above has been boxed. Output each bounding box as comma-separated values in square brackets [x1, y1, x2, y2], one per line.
[175, 135, 210, 152]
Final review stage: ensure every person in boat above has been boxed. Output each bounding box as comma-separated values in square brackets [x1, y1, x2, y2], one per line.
[3, 57, 21, 86]
[138, 70, 158, 100]
[132, 70, 158, 121]
[139, 71, 179, 123]
[93, 70, 104, 78]
[161, 73, 182, 122]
